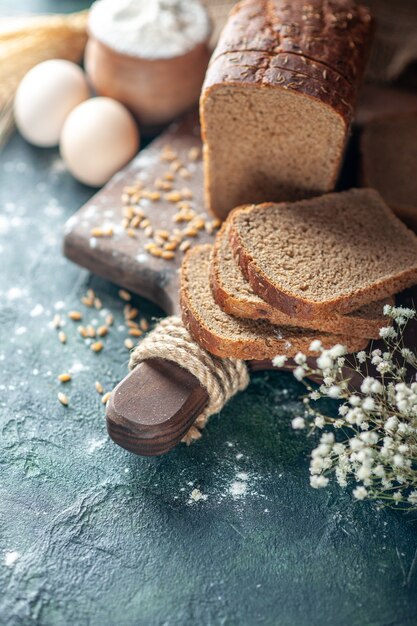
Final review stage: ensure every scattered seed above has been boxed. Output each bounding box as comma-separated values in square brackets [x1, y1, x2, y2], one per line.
[127, 229, 137, 238]
[58, 392, 69, 406]
[68, 310, 82, 321]
[94, 297, 102, 310]
[124, 338, 134, 350]
[97, 325, 108, 337]
[149, 247, 163, 257]
[164, 191, 182, 203]
[125, 306, 139, 320]
[149, 191, 161, 201]
[129, 328, 143, 337]
[179, 167, 191, 179]
[140, 219, 151, 229]
[170, 159, 182, 172]
[140, 318, 149, 331]
[180, 187, 193, 199]
[86, 325, 96, 338]
[179, 240, 191, 252]
[105, 313, 114, 326]
[52, 314, 61, 329]
[58, 331, 67, 344]
[58, 373, 71, 383]
[78, 325, 88, 338]
[130, 215, 142, 229]
[162, 250, 175, 260]
[90, 227, 113, 237]
[188, 147, 200, 161]
[91, 341, 104, 353]
[102, 391, 111, 405]
[212, 218, 222, 229]
[127, 320, 139, 328]
[95, 381, 104, 394]
[144, 226, 153, 237]
[164, 241, 178, 251]
[81, 296, 94, 307]
[119, 289, 131, 302]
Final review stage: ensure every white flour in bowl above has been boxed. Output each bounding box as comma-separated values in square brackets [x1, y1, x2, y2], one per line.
[88, 0, 211, 59]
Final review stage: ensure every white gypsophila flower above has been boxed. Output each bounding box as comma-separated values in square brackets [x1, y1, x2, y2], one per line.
[310, 391, 320, 401]
[376, 361, 392, 375]
[329, 344, 347, 359]
[310, 475, 329, 489]
[393, 491, 403, 502]
[384, 416, 398, 433]
[393, 454, 405, 467]
[383, 304, 392, 316]
[408, 491, 417, 505]
[292, 417, 305, 430]
[334, 419, 344, 428]
[356, 351, 367, 363]
[338, 404, 348, 416]
[371, 354, 382, 365]
[327, 385, 341, 399]
[353, 486, 368, 500]
[309, 339, 322, 353]
[357, 465, 372, 481]
[317, 353, 333, 370]
[294, 366, 306, 381]
[294, 352, 307, 365]
[336, 468, 348, 487]
[349, 395, 361, 407]
[337, 357, 345, 368]
[370, 380, 383, 395]
[272, 355, 287, 367]
[314, 416, 325, 428]
[361, 377, 376, 395]
[379, 326, 397, 340]
[321, 433, 335, 444]
[392, 306, 415, 320]
[362, 397, 376, 412]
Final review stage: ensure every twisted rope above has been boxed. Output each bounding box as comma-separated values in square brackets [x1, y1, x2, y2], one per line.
[129, 316, 249, 444]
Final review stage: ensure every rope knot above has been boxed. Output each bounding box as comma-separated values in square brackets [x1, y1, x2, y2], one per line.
[129, 316, 249, 443]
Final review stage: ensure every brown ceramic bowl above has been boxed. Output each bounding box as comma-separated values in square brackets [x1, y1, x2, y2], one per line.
[85, 34, 212, 127]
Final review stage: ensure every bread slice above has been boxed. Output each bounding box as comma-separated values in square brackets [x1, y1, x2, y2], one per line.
[228, 189, 417, 319]
[200, 0, 372, 218]
[180, 244, 369, 360]
[211, 222, 393, 339]
[361, 113, 417, 232]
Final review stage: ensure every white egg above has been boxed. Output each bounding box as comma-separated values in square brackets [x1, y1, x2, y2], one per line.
[14, 60, 90, 147]
[60, 97, 140, 187]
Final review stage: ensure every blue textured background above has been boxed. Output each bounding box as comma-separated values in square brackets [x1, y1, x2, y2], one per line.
[1, 2, 417, 624]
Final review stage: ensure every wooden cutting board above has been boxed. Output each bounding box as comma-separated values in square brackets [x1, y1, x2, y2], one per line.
[64, 112, 417, 456]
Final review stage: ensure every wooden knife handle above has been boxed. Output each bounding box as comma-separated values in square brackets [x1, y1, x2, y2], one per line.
[106, 358, 209, 456]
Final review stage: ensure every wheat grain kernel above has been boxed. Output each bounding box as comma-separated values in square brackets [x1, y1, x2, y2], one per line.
[97, 325, 108, 337]
[58, 331, 67, 344]
[140, 318, 149, 331]
[129, 328, 143, 337]
[124, 338, 134, 350]
[95, 381, 104, 394]
[102, 391, 111, 404]
[58, 373, 71, 383]
[91, 341, 104, 353]
[119, 289, 131, 302]
[68, 311, 82, 321]
[58, 392, 69, 406]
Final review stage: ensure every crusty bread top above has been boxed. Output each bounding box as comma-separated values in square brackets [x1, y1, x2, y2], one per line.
[361, 112, 417, 213]
[211, 221, 393, 339]
[228, 189, 417, 318]
[210, 0, 373, 86]
[180, 244, 369, 359]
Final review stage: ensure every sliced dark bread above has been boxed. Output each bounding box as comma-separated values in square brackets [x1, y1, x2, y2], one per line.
[361, 113, 417, 232]
[211, 222, 393, 339]
[180, 245, 369, 360]
[228, 189, 417, 320]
